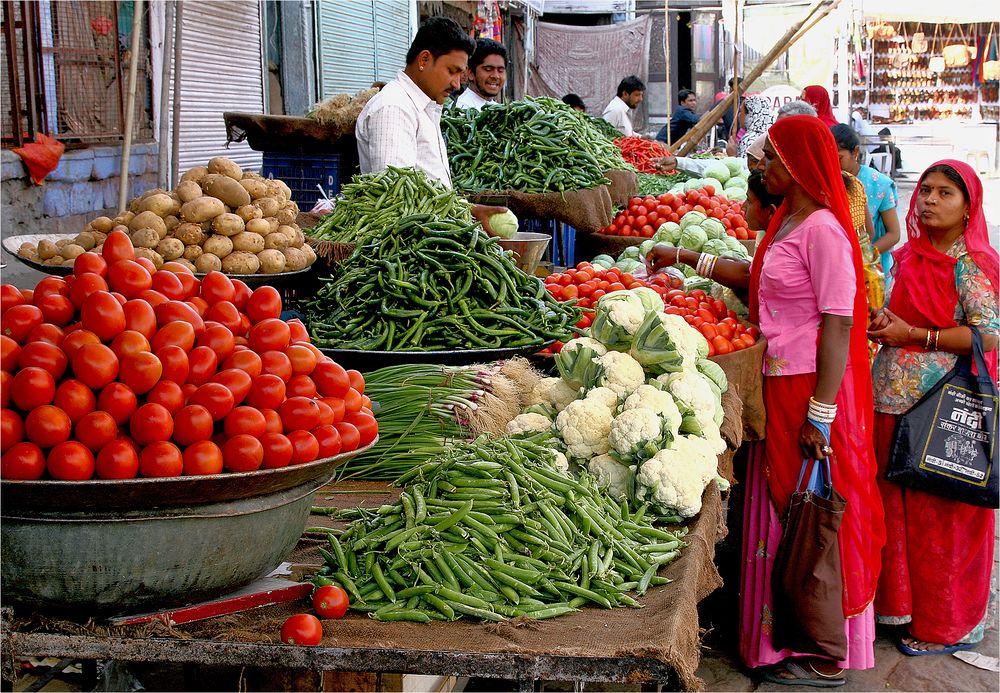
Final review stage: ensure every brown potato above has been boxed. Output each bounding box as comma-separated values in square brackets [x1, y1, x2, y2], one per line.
[236, 204, 263, 222]
[240, 178, 269, 200]
[134, 247, 164, 268]
[221, 251, 260, 275]
[267, 217, 280, 234]
[155, 238, 185, 261]
[175, 258, 197, 273]
[141, 187, 167, 199]
[231, 232, 264, 253]
[276, 207, 298, 226]
[180, 196, 226, 223]
[55, 238, 72, 249]
[211, 213, 245, 237]
[245, 218, 271, 235]
[60, 244, 85, 260]
[301, 243, 317, 266]
[257, 249, 286, 274]
[130, 228, 161, 249]
[202, 235, 234, 258]
[74, 231, 97, 250]
[202, 175, 251, 209]
[128, 197, 143, 214]
[37, 240, 59, 260]
[91, 231, 108, 244]
[90, 216, 115, 233]
[282, 246, 308, 271]
[181, 166, 208, 183]
[171, 223, 207, 246]
[176, 180, 203, 203]
[139, 193, 180, 217]
[112, 224, 129, 235]
[207, 157, 243, 180]
[253, 196, 280, 218]
[195, 253, 223, 273]
[128, 211, 168, 238]
[115, 211, 135, 226]
[44, 256, 66, 266]
[164, 215, 180, 231]
[19, 246, 39, 261]
[263, 232, 288, 250]
[182, 245, 203, 261]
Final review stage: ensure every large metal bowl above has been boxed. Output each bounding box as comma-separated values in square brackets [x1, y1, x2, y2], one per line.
[0, 439, 376, 616]
[496, 232, 551, 274]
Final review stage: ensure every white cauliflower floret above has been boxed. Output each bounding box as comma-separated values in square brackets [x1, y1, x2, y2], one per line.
[700, 422, 727, 455]
[657, 370, 719, 432]
[560, 336, 608, 358]
[588, 453, 632, 499]
[609, 407, 666, 461]
[622, 384, 682, 439]
[659, 313, 710, 367]
[555, 337, 607, 388]
[506, 413, 553, 436]
[636, 446, 714, 518]
[528, 377, 580, 412]
[668, 434, 721, 483]
[591, 351, 645, 398]
[584, 386, 620, 411]
[555, 397, 615, 459]
[548, 450, 570, 474]
[598, 292, 646, 334]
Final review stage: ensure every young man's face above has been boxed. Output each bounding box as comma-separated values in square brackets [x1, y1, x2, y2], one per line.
[682, 93, 697, 109]
[415, 49, 469, 104]
[470, 54, 506, 98]
[623, 89, 644, 109]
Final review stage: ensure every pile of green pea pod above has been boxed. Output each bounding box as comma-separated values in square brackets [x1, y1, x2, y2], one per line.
[312, 433, 687, 622]
[302, 212, 581, 351]
[443, 97, 632, 194]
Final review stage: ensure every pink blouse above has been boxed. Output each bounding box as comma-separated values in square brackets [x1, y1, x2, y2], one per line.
[757, 209, 857, 376]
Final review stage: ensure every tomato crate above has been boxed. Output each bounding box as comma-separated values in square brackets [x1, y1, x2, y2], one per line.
[261, 152, 345, 210]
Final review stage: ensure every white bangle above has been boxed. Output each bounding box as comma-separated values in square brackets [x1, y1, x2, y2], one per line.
[808, 397, 838, 424]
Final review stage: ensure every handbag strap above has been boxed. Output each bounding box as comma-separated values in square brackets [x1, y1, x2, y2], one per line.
[968, 326, 998, 394]
[796, 457, 834, 498]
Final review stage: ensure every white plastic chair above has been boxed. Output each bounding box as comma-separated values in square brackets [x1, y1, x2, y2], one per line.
[868, 152, 892, 175]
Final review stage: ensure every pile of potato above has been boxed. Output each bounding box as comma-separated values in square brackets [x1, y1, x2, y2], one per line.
[18, 157, 317, 275]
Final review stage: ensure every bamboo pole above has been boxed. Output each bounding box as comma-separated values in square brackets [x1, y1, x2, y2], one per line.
[670, 0, 837, 156]
[170, 0, 183, 187]
[118, 0, 144, 212]
[664, 0, 671, 145]
[157, 0, 175, 188]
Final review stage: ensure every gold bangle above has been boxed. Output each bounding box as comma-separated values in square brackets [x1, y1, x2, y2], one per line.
[925, 329, 933, 349]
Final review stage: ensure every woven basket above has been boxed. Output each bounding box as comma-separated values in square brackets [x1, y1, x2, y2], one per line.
[305, 236, 356, 267]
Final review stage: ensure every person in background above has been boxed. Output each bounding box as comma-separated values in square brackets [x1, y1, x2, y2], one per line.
[355, 17, 505, 232]
[727, 95, 774, 158]
[851, 108, 879, 155]
[801, 85, 839, 127]
[649, 115, 884, 687]
[719, 77, 742, 143]
[777, 100, 817, 119]
[602, 76, 645, 136]
[562, 93, 587, 113]
[832, 124, 900, 287]
[867, 160, 998, 656]
[872, 127, 903, 173]
[454, 38, 506, 111]
[743, 169, 782, 232]
[657, 89, 699, 144]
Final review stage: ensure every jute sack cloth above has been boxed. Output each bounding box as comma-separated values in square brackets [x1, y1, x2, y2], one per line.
[177, 482, 728, 691]
[710, 336, 766, 447]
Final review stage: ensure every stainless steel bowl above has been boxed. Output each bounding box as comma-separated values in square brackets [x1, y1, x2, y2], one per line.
[497, 232, 551, 274]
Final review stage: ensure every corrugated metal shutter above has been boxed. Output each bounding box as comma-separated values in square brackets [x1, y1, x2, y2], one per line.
[176, 0, 264, 172]
[316, 0, 413, 97]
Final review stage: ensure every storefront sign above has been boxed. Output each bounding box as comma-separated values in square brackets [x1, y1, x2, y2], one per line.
[759, 85, 801, 115]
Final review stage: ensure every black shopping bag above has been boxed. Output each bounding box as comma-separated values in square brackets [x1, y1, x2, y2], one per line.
[887, 327, 999, 508]
[772, 458, 848, 661]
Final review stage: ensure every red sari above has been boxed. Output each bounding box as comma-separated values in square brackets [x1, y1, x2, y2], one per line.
[748, 116, 885, 618]
[803, 85, 839, 128]
[874, 159, 999, 644]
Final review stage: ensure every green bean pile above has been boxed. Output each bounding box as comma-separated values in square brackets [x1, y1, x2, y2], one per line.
[313, 434, 686, 622]
[302, 213, 581, 351]
[636, 171, 692, 197]
[443, 97, 632, 194]
[308, 166, 473, 244]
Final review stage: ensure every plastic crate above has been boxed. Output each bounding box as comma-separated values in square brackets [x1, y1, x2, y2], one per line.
[261, 151, 343, 210]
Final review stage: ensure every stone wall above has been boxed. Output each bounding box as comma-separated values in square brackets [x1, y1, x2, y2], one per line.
[1, 142, 160, 238]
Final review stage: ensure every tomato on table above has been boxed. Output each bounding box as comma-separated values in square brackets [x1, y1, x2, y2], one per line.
[280, 614, 322, 646]
[312, 585, 349, 619]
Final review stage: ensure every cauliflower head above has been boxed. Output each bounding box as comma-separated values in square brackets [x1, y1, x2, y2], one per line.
[555, 397, 615, 459]
[636, 447, 711, 518]
[528, 376, 580, 412]
[548, 449, 570, 474]
[555, 337, 607, 388]
[584, 386, 620, 412]
[609, 407, 668, 462]
[622, 384, 681, 439]
[659, 314, 710, 365]
[590, 351, 645, 398]
[506, 412, 553, 436]
[587, 454, 632, 500]
[668, 434, 721, 483]
[657, 370, 720, 433]
[590, 291, 647, 351]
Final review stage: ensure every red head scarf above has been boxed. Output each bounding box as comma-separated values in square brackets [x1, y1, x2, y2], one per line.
[891, 159, 999, 377]
[802, 85, 838, 127]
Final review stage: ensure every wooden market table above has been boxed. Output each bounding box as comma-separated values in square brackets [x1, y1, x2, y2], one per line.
[1, 480, 727, 691]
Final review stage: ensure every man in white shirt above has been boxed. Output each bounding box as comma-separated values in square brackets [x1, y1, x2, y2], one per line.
[454, 38, 506, 111]
[602, 76, 645, 137]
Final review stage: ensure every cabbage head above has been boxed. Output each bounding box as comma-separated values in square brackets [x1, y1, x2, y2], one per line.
[592, 254, 616, 268]
[702, 218, 726, 240]
[639, 239, 656, 257]
[614, 258, 644, 275]
[679, 211, 707, 230]
[725, 188, 747, 203]
[678, 224, 708, 251]
[722, 235, 743, 253]
[724, 176, 748, 191]
[489, 210, 519, 239]
[654, 222, 681, 244]
[701, 238, 729, 256]
[723, 157, 747, 178]
[620, 245, 642, 261]
[630, 286, 665, 314]
[703, 162, 731, 184]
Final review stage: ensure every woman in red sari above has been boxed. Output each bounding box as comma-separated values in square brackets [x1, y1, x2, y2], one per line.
[867, 160, 998, 654]
[802, 85, 839, 128]
[649, 116, 885, 687]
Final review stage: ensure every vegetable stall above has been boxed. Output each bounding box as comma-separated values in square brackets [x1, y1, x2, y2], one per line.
[1, 104, 767, 691]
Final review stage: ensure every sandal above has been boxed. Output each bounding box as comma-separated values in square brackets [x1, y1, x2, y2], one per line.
[897, 637, 976, 657]
[760, 660, 846, 688]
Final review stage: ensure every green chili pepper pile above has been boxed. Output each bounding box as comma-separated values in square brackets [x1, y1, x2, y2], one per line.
[308, 167, 473, 244]
[302, 213, 581, 351]
[636, 171, 693, 197]
[312, 433, 686, 622]
[443, 97, 632, 194]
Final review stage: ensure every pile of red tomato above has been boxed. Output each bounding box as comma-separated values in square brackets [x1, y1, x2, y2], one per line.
[1, 230, 377, 481]
[599, 186, 757, 241]
[541, 261, 759, 357]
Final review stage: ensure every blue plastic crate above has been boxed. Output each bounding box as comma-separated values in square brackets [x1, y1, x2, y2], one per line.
[261, 152, 343, 210]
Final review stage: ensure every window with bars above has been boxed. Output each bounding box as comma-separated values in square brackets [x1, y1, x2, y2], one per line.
[2, 0, 154, 148]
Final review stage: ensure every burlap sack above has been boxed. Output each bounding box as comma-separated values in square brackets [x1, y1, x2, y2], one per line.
[711, 337, 766, 443]
[604, 169, 639, 207]
[468, 186, 615, 235]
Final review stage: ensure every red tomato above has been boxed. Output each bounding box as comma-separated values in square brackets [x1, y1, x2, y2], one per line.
[161, 260, 194, 275]
[72, 252, 107, 277]
[248, 318, 291, 353]
[182, 440, 224, 476]
[185, 297, 208, 317]
[259, 432, 293, 469]
[227, 278, 250, 310]
[36, 293, 74, 326]
[203, 301, 243, 334]
[260, 350, 292, 381]
[285, 374, 317, 399]
[31, 277, 66, 305]
[196, 325, 236, 362]
[155, 301, 205, 335]
[47, 441, 95, 480]
[712, 335, 734, 355]
[280, 613, 322, 645]
[199, 271, 236, 304]
[222, 434, 263, 473]
[26, 323, 65, 346]
[95, 438, 140, 479]
[145, 380, 184, 415]
[287, 319, 309, 344]
[312, 361, 350, 398]
[101, 230, 135, 264]
[186, 346, 219, 386]
[246, 286, 282, 323]
[72, 343, 118, 390]
[110, 330, 151, 360]
[151, 321, 196, 352]
[1, 441, 46, 479]
[151, 270, 186, 300]
[345, 412, 378, 447]
[312, 585, 349, 619]
[1, 285, 25, 314]
[286, 430, 319, 464]
[715, 321, 734, 340]
[222, 349, 262, 377]
[223, 406, 267, 438]
[286, 344, 317, 376]
[138, 440, 183, 478]
[68, 273, 108, 309]
[97, 382, 138, 425]
[187, 383, 235, 421]
[342, 388, 364, 415]
[259, 408, 281, 434]
[11, 367, 56, 410]
[49, 381, 94, 426]
[0, 372, 12, 408]
[3, 304, 44, 343]
[135, 289, 169, 308]
[320, 398, 346, 424]
[133, 257, 157, 274]
[169, 405, 212, 447]
[334, 422, 360, 453]
[278, 396, 321, 432]
[245, 373, 286, 410]
[18, 341, 68, 379]
[311, 424, 342, 458]
[106, 260, 152, 298]
[1, 409, 23, 452]
[73, 411, 116, 452]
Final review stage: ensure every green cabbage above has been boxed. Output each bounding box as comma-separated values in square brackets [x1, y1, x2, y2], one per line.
[724, 176, 748, 191]
[620, 245, 642, 261]
[639, 239, 656, 257]
[679, 211, 707, 230]
[702, 218, 726, 240]
[684, 178, 705, 193]
[723, 157, 747, 178]
[614, 258, 643, 274]
[696, 359, 729, 393]
[630, 286, 664, 313]
[654, 222, 681, 244]
[592, 254, 615, 268]
[701, 238, 729, 256]
[725, 188, 747, 203]
[678, 225, 708, 251]
[489, 210, 519, 239]
[722, 235, 743, 253]
[703, 161, 731, 184]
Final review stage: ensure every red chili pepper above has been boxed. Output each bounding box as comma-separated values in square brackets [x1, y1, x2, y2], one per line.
[614, 137, 672, 174]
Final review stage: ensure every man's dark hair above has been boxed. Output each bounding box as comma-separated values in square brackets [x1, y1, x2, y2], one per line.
[728, 77, 741, 90]
[469, 38, 506, 70]
[616, 76, 645, 97]
[406, 17, 475, 64]
[562, 93, 586, 110]
[747, 171, 783, 209]
[831, 123, 861, 152]
[678, 88, 695, 104]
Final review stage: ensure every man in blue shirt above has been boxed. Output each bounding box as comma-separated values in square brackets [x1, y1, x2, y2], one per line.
[657, 89, 699, 144]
